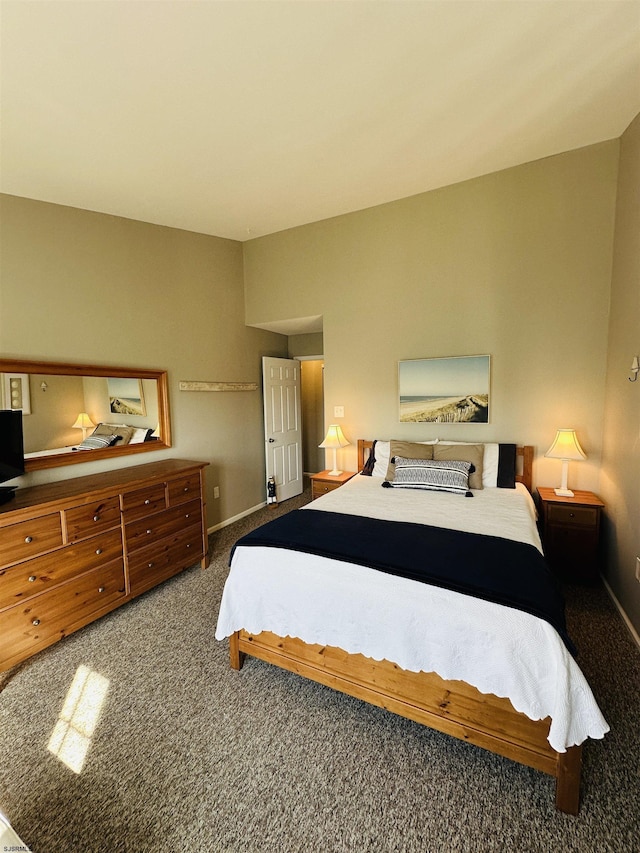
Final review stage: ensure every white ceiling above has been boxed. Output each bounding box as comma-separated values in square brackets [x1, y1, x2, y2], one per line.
[2, 1, 640, 243]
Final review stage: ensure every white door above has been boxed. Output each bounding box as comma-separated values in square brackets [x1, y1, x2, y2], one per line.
[262, 356, 303, 502]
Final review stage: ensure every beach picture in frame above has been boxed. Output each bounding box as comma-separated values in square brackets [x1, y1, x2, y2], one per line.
[399, 355, 490, 423]
[107, 377, 146, 417]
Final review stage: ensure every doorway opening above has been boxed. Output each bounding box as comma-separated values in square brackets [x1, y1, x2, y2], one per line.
[299, 358, 324, 476]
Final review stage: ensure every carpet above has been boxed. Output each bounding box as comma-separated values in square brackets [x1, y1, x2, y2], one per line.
[0, 489, 638, 852]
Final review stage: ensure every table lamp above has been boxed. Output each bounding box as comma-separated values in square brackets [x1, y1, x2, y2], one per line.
[72, 412, 95, 440]
[544, 428, 586, 497]
[319, 424, 350, 476]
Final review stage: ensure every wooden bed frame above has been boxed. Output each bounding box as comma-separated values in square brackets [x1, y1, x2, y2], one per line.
[228, 442, 583, 814]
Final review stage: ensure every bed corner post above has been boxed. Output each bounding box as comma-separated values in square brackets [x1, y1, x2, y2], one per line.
[229, 631, 244, 671]
[555, 744, 582, 815]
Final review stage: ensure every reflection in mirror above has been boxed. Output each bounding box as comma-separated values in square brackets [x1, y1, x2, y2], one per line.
[0, 359, 171, 472]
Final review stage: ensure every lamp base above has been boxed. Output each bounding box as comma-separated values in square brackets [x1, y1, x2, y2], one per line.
[327, 468, 343, 476]
[554, 487, 574, 497]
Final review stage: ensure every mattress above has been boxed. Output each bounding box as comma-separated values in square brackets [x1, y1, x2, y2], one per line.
[215, 475, 608, 752]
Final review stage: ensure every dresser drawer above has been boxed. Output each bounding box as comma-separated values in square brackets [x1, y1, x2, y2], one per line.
[167, 473, 202, 507]
[0, 513, 63, 569]
[547, 504, 599, 528]
[64, 496, 121, 542]
[124, 500, 202, 553]
[0, 560, 126, 668]
[121, 482, 168, 521]
[0, 528, 123, 611]
[128, 523, 204, 595]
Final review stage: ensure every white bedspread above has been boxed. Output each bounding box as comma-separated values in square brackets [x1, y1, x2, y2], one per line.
[215, 476, 608, 751]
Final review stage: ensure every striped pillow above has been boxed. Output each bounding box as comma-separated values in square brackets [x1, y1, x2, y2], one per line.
[76, 434, 118, 451]
[382, 457, 474, 497]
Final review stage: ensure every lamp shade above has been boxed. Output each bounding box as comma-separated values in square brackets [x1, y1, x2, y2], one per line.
[71, 412, 95, 440]
[319, 424, 350, 450]
[319, 424, 350, 476]
[545, 428, 585, 497]
[544, 429, 586, 461]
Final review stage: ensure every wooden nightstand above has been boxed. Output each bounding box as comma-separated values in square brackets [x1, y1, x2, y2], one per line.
[537, 487, 605, 583]
[310, 470, 355, 501]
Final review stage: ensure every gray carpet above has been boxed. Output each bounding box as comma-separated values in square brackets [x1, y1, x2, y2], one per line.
[1, 489, 639, 853]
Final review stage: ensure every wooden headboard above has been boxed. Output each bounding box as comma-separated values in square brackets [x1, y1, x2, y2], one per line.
[356, 439, 533, 493]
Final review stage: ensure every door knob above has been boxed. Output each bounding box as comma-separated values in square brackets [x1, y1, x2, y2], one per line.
[268, 438, 275, 443]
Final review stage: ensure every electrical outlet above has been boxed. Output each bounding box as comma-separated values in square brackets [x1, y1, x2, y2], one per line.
[213, 486, 220, 499]
[636, 556, 640, 583]
[334, 406, 344, 418]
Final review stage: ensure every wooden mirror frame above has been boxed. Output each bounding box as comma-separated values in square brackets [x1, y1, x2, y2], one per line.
[0, 358, 171, 472]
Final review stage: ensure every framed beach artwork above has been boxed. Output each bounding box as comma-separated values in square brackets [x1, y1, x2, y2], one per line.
[398, 355, 490, 423]
[107, 377, 146, 417]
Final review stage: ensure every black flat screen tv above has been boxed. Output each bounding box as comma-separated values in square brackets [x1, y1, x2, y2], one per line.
[0, 410, 25, 504]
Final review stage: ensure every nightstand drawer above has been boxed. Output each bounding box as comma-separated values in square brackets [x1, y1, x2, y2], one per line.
[310, 471, 355, 501]
[312, 481, 342, 500]
[547, 504, 599, 528]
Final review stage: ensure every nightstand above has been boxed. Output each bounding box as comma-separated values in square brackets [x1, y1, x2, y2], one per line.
[311, 470, 355, 501]
[537, 487, 605, 583]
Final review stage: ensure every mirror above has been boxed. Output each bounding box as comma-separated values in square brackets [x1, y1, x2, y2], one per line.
[0, 358, 171, 472]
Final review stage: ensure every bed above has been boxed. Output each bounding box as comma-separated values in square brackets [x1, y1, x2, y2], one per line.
[215, 440, 608, 814]
[24, 423, 156, 458]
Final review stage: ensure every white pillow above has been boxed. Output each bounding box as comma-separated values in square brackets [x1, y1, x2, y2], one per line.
[435, 442, 499, 488]
[371, 439, 438, 478]
[129, 427, 151, 444]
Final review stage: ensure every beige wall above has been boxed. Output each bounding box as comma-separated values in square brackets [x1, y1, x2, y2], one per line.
[0, 194, 288, 525]
[287, 332, 323, 358]
[601, 113, 640, 635]
[244, 142, 619, 488]
[20, 374, 85, 453]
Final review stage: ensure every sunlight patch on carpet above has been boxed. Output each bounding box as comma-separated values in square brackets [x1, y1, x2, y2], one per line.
[47, 665, 109, 774]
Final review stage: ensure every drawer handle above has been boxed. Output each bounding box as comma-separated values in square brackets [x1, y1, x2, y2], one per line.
[186, 543, 192, 548]
[183, 487, 189, 492]
[28, 575, 37, 583]
[98, 586, 105, 593]
[569, 512, 575, 518]
[24, 536, 33, 544]
[96, 548, 103, 555]
[32, 618, 40, 626]
[185, 513, 190, 519]
[148, 562, 154, 568]
[93, 515, 100, 522]
[144, 499, 151, 505]
[146, 529, 152, 535]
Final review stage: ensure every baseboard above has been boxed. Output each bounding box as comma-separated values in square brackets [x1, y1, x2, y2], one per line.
[207, 502, 266, 534]
[601, 574, 640, 651]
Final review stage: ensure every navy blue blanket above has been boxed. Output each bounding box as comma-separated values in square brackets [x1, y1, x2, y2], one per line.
[231, 508, 575, 655]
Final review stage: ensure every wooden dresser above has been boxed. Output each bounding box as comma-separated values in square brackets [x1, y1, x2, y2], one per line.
[0, 459, 208, 672]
